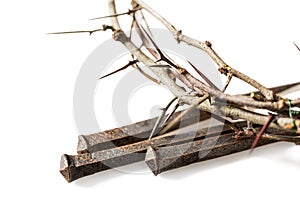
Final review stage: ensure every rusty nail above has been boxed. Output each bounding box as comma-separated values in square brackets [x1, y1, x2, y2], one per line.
[145, 127, 292, 175]
[77, 109, 211, 154]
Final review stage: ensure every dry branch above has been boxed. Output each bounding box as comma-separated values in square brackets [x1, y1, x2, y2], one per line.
[108, 0, 300, 133]
[132, 0, 275, 100]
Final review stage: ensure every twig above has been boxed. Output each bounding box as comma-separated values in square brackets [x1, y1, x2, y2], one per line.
[179, 67, 286, 111]
[108, 0, 300, 133]
[195, 100, 300, 132]
[133, 6, 289, 112]
[132, 0, 275, 100]
[263, 133, 300, 144]
[108, 0, 199, 106]
[136, 12, 284, 110]
[134, 10, 291, 111]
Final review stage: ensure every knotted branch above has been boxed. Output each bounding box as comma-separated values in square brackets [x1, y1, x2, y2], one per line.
[107, 0, 300, 140]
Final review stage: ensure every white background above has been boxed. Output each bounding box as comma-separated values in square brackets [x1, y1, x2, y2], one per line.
[0, 0, 300, 199]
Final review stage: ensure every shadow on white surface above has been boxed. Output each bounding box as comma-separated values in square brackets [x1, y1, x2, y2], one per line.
[74, 161, 152, 187]
[74, 169, 123, 187]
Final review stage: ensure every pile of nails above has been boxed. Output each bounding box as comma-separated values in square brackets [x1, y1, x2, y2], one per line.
[60, 83, 298, 182]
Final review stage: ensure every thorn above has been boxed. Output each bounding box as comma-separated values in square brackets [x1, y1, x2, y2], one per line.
[47, 25, 114, 36]
[99, 60, 138, 79]
[139, 10, 153, 37]
[47, 29, 102, 35]
[160, 94, 209, 135]
[187, 60, 219, 90]
[148, 97, 177, 140]
[222, 73, 233, 92]
[139, 25, 178, 69]
[89, 8, 140, 20]
[208, 94, 212, 105]
[161, 103, 180, 126]
[250, 113, 276, 154]
[148, 110, 166, 140]
[155, 58, 163, 63]
[129, 15, 135, 40]
[293, 42, 300, 52]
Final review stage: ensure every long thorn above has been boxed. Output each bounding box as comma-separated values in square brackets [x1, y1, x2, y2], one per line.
[48, 29, 104, 35]
[129, 16, 135, 40]
[139, 25, 178, 69]
[160, 94, 209, 134]
[89, 8, 140, 20]
[148, 97, 177, 140]
[222, 73, 233, 92]
[187, 60, 219, 90]
[250, 113, 276, 153]
[161, 103, 180, 127]
[148, 110, 166, 140]
[48, 25, 114, 36]
[140, 10, 153, 37]
[293, 42, 300, 52]
[99, 60, 138, 79]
